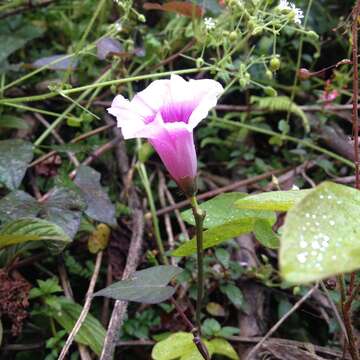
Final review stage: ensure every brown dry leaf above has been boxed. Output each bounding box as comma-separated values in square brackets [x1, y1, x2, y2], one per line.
[0, 270, 31, 336]
[143, 1, 204, 17]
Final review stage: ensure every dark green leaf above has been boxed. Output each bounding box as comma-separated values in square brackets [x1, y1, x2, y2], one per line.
[0, 139, 33, 190]
[41, 187, 86, 238]
[74, 165, 116, 226]
[94, 266, 183, 304]
[0, 217, 71, 249]
[0, 190, 40, 224]
[220, 283, 244, 310]
[254, 219, 279, 249]
[280, 182, 360, 283]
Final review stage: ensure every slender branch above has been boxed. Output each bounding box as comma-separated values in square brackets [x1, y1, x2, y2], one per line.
[246, 285, 318, 360]
[58, 251, 103, 360]
[338, 274, 360, 360]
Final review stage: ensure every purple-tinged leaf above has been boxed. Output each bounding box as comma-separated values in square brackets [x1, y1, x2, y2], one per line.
[32, 55, 78, 70]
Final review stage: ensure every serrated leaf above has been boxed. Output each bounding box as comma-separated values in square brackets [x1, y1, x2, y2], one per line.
[94, 266, 182, 304]
[280, 182, 360, 284]
[173, 193, 275, 256]
[235, 190, 312, 212]
[0, 217, 71, 249]
[41, 186, 86, 239]
[0, 190, 40, 224]
[151, 332, 212, 360]
[254, 219, 279, 249]
[210, 338, 239, 360]
[51, 297, 105, 355]
[0, 139, 33, 190]
[74, 165, 116, 226]
[251, 96, 310, 132]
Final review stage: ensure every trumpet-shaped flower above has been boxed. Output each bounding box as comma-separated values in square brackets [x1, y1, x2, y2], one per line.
[107, 74, 223, 195]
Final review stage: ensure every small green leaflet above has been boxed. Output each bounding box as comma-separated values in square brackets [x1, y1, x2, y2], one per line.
[94, 266, 182, 304]
[280, 182, 360, 283]
[151, 332, 239, 360]
[235, 190, 312, 212]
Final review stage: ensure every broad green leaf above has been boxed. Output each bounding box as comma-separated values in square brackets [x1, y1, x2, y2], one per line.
[280, 182, 360, 283]
[0, 217, 71, 249]
[210, 338, 239, 360]
[173, 193, 275, 256]
[235, 190, 312, 212]
[0, 115, 29, 129]
[254, 219, 279, 249]
[172, 221, 254, 256]
[94, 266, 182, 304]
[74, 165, 116, 226]
[41, 186, 86, 239]
[182, 193, 272, 228]
[51, 297, 105, 355]
[0, 190, 40, 224]
[0, 140, 33, 190]
[151, 332, 213, 360]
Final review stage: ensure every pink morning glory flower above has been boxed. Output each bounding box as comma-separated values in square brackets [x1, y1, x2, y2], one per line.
[107, 74, 223, 195]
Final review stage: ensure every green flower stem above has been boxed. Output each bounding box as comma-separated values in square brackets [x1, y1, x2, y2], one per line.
[0, 67, 211, 105]
[33, 67, 113, 147]
[189, 195, 206, 334]
[137, 163, 168, 265]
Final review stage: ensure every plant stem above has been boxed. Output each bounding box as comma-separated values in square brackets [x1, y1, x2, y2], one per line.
[338, 274, 360, 360]
[189, 195, 206, 334]
[138, 163, 168, 265]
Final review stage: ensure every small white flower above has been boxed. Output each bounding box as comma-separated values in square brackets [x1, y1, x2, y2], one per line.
[278, 0, 290, 10]
[204, 17, 216, 31]
[114, 21, 122, 32]
[290, 3, 304, 24]
[277, 1, 304, 25]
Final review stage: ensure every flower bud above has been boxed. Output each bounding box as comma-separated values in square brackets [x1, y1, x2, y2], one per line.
[196, 57, 204, 68]
[264, 86, 277, 97]
[229, 31, 237, 41]
[298, 68, 311, 80]
[270, 56, 281, 72]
